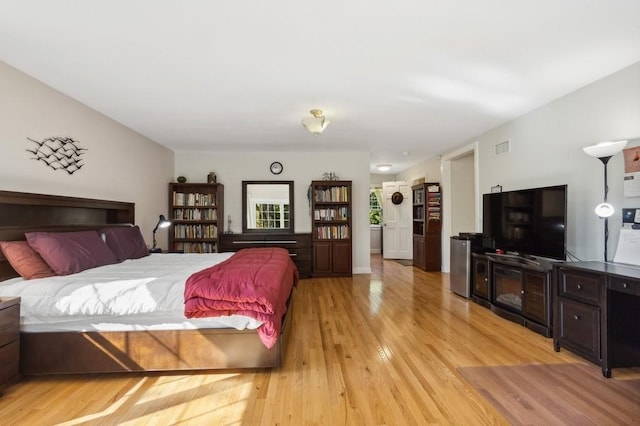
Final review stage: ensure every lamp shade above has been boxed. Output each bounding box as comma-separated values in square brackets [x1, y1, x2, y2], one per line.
[582, 140, 628, 158]
[154, 215, 171, 231]
[595, 202, 615, 218]
[302, 109, 329, 135]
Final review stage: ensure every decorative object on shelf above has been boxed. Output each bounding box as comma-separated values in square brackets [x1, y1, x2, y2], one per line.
[491, 184, 502, 193]
[26, 136, 86, 175]
[151, 214, 171, 253]
[583, 140, 628, 261]
[376, 164, 391, 172]
[207, 172, 217, 183]
[176, 176, 187, 183]
[301, 109, 330, 135]
[391, 191, 404, 205]
[269, 161, 283, 175]
[321, 172, 339, 181]
[225, 214, 234, 233]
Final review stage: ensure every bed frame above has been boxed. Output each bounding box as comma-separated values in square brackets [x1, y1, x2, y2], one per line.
[0, 190, 293, 374]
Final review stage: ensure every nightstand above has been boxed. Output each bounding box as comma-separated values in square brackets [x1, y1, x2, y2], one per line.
[0, 297, 20, 393]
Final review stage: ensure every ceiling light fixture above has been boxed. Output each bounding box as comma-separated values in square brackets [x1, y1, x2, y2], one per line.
[301, 109, 329, 135]
[377, 164, 392, 172]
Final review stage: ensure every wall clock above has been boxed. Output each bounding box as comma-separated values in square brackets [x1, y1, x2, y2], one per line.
[270, 161, 283, 175]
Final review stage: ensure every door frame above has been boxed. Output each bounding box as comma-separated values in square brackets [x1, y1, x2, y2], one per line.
[441, 141, 481, 272]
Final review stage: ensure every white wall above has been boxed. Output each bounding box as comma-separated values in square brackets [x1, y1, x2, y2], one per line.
[175, 151, 372, 273]
[450, 153, 476, 234]
[0, 61, 175, 249]
[370, 173, 394, 186]
[396, 157, 442, 184]
[370, 226, 381, 254]
[458, 61, 640, 262]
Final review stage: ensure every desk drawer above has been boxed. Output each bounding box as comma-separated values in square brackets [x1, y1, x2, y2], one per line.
[559, 269, 602, 304]
[0, 339, 20, 386]
[0, 304, 19, 348]
[609, 276, 640, 296]
[288, 248, 311, 262]
[558, 298, 600, 361]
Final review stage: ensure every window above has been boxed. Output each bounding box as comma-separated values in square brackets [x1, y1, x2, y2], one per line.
[255, 203, 290, 229]
[369, 189, 382, 225]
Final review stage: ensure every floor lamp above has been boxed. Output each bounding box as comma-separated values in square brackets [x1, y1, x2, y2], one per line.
[582, 140, 628, 262]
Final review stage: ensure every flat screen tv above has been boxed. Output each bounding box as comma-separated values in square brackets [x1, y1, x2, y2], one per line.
[482, 184, 567, 260]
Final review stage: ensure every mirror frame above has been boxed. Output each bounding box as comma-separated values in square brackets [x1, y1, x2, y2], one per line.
[242, 180, 295, 234]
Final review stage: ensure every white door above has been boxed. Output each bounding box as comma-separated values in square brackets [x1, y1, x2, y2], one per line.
[382, 181, 412, 259]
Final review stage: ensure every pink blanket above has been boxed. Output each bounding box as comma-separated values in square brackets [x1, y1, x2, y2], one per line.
[184, 247, 298, 348]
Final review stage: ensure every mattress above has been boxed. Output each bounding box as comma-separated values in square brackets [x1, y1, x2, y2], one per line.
[0, 253, 264, 332]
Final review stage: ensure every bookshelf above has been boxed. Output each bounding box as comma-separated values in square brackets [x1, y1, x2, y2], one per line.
[168, 182, 224, 253]
[311, 180, 352, 277]
[412, 182, 441, 271]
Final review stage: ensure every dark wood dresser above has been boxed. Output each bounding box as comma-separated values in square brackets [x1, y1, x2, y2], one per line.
[218, 233, 312, 278]
[0, 297, 20, 393]
[553, 261, 640, 377]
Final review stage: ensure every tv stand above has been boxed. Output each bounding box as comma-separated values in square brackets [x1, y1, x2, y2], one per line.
[472, 253, 553, 337]
[486, 252, 541, 267]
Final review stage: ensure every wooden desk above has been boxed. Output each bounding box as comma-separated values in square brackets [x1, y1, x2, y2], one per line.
[553, 261, 640, 377]
[0, 297, 20, 393]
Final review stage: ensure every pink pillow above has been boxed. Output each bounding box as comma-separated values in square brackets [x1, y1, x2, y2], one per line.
[0, 241, 56, 280]
[101, 226, 149, 262]
[25, 230, 118, 276]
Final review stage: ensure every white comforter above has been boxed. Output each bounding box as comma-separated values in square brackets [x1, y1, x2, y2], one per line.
[0, 253, 264, 332]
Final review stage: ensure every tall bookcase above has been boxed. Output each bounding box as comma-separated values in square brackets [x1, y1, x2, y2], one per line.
[311, 180, 352, 277]
[168, 182, 224, 253]
[412, 182, 441, 271]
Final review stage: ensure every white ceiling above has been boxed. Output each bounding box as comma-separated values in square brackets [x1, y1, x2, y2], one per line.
[1, 1, 639, 174]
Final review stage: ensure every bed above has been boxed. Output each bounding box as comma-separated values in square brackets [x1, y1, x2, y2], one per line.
[0, 190, 296, 374]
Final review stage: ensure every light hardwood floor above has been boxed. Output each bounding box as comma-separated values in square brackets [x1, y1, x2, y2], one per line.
[0, 255, 611, 425]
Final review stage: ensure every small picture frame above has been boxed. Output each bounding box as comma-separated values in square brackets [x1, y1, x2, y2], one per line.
[491, 185, 502, 193]
[207, 172, 217, 183]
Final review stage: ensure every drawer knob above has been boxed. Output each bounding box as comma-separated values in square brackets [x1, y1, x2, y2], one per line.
[576, 284, 583, 290]
[622, 282, 628, 289]
[484, 278, 488, 282]
[574, 315, 581, 320]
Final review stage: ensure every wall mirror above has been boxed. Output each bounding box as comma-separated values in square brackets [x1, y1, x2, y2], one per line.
[242, 180, 294, 233]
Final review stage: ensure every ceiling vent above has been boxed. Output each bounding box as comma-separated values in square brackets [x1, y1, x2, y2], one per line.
[494, 140, 511, 156]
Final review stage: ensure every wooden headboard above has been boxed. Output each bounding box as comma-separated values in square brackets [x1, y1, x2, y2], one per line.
[0, 190, 135, 281]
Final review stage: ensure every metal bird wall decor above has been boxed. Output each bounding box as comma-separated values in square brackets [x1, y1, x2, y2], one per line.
[26, 137, 87, 175]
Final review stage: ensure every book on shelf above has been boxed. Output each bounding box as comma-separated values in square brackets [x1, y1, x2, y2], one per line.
[172, 192, 216, 207]
[172, 242, 217, 254]
[313, 206, 349, 221]
[172, 208, 217, 221]
[173, 224, 218, 239]
[314, 186, 349, 202]
[314, 224, 350, 240]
